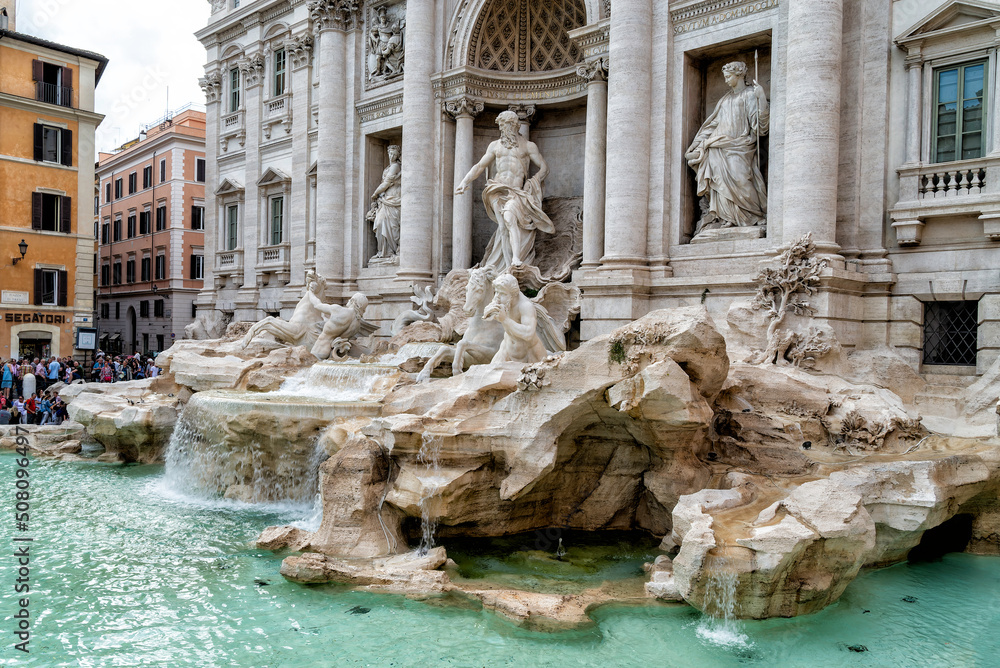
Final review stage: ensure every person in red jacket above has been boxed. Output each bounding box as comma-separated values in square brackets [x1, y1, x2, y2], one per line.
[24, 393, 38, 425]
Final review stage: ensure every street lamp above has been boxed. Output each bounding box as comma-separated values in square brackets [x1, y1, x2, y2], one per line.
[11, 239, 27, 265]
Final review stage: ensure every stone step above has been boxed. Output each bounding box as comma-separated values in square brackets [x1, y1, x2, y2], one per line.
[919, 372, 978, 389]
[913, 385, 966, 418]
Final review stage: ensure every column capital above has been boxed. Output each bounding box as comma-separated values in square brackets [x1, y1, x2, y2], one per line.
[444, 96, 484, 120]
[577, 57, 609, 83]
[309, 0, 362, 34]
[285, 33, 315, 69]
[507, 103, 536, 124]
[200, 71, 223, 104]
[239, 53, 266, 88]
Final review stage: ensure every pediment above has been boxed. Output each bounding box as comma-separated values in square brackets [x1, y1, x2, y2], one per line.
[306, 161, 317, 178]
[215, 178, 244, 196]
[256, 166, 291, 187]
[896, 0, 1000, 45]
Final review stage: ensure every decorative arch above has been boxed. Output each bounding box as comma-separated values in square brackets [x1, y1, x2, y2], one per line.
[446, 0, 601, 70]
[262, 22, 291, 43]
[467, 0, 586, 72]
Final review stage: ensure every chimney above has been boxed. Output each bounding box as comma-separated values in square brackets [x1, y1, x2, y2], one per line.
[0, 5, 14, 31]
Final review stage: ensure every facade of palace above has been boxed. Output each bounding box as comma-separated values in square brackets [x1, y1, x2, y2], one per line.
[95, 109, 207, 356]
[196, 0, 1000, 376]
[0, 7, 106, 360]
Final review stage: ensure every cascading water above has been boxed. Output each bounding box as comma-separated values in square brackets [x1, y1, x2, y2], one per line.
[416, 433, 444, 555]
[271, 361, 402, 400]
[696, 549, 751, 649]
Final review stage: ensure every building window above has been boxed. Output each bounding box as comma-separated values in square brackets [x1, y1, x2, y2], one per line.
[105, 182, 111, 203]
[127, 214, 136, 238]
[191, 254, 204, 280]
[196, 158, 206, 183]
[156, 334, 164, 352]
[101, 303, 110, 319]
[160, 158, 166, 183]
[270, 196, 284, 245]
[924, 301, 978, 366]
[226, 204, 239, 250]
[143, 165, 153, 189]
[31, 193, 70, 233]
[93, 253, 97, 274]
[140, 301, 149, 318]
[142, 333, 149, 352]
[128, 172, 137, 194]
[113, 218, 122, 242]
[101, 264, 110, 286]
[154, 300, 165, 318]
[113, 260, 122, 285]
[141, 257, 151, 282]
[233, 0, 240, 7]
[115, 302, 120, 320]
[140, 210, 150, 235]
[101, 222, 110, 244]
[126, 258, 135, 283]
[230, 68, 241, 112]
[191, 205, 205, 230]
[273, 49, 286, 97]
[32, 61, 72, 107]
[191, 303, 198, 319]
[34, 268, 65, 306]
[33, 124, 71, 166]
[934, 61, 987, 163]
[155, 254, 166, 280]
[156, 204, 167, 231]
[115, 178, 123, 199]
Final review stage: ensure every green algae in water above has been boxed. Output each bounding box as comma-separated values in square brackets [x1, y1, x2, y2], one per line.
[3, 450, 1000, 667]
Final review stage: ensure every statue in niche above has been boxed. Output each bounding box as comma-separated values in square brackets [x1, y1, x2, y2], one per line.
[311, 292, 377, 360]
[456, 110, 554, 272]
[484, 274, 550, 365]
[367, 144, 402, 264]
[241, 271, 333, 350]
[685, 61, 769, 237]
[368, 6, 404, 79]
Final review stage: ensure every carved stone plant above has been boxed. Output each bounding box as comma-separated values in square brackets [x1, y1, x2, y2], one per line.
[747, 233, 828, 365]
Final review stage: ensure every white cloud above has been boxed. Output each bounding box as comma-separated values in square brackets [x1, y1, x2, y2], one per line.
[20, 0, 209, 152]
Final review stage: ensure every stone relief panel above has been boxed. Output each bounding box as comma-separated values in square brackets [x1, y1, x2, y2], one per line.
[365, 1, 405, 89]
[671, 0, 779, 36]
[468, 0, 586, 73]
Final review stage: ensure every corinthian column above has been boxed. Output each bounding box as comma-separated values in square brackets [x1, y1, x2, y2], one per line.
[602, 0, 651, 268]
[507, 103, 536, 140]
[445, 97, 484, 270]
[578, 58, 608, 269]
[782, 0, 844, 252]
[198, 71, 222, 303]
[241, 54, 264, 291]
[397, 0, 436, 283]
[311, 1, 350, 287]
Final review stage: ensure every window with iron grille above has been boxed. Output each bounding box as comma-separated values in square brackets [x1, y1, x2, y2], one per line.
[923, 300, 978, 366]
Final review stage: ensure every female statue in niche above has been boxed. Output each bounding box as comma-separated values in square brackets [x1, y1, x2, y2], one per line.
[685, 60, 769, 236]
[367, 144, 402, 263]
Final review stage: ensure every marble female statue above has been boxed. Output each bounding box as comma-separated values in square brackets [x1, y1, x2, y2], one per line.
[240, 271, 333, 350]
[484, 274, 548, 365]
[685, 61, 769, 234]
[367, 144, 402, 262]
[455, 110, 554, 271]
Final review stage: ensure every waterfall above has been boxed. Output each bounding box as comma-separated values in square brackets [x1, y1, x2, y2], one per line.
[416, 433, 443, 555]
[272, 361, 402, 401]
[695, 550, 751, 648]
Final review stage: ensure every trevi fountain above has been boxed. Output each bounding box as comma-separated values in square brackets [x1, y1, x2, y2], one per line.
[6, 0, 1000, 665]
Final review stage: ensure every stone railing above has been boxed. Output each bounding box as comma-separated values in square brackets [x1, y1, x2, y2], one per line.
[266, 94, 288, 118]
[221, 109, 244, 134]
[263, 94, 292, 139]
[916, 163, 987, 199]
[216, 248, 244, 274]
[257, 243, 290, 270]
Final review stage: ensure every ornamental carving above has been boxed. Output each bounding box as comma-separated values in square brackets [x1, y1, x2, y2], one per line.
[200, 71, 223, 104]
[366, 2, 405, 88]
[576, 57, 607, 82]
[285, 33, 314, 69]
[309, 0, 363, 32]
[468, 0, 586, 73]
[240, 53, 266, 88]
[444, 96, 484, 119]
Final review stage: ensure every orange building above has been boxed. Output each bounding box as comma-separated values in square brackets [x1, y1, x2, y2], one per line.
[95, 108, 206, 355]
[0, 10, 107, 361]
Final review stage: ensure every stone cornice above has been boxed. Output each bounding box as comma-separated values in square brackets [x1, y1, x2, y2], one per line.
[567, 19, 610, 62]
[432, 66, 587, 106]
[356, 92, 403, 124]
[197, 0, 298, 47]
[670, 0, 779, 36]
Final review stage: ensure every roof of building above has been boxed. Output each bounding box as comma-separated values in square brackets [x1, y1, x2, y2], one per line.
[0, 28, 109, 84]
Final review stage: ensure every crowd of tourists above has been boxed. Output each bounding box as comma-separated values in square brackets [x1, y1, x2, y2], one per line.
[0, 352, 159, 425]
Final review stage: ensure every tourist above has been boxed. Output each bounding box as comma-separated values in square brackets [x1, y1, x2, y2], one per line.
[12, 396, 26, 424]
[48, 356, 61, 387]
[51, 394, 67, 425]
[34, 358, 46, 391]
[38, 393, 52, 425]
[91, 357, 102, 382]
[24, 393, 38, 425]
[1, 359, 13, 401]
[101, 361, 113, 383]
[0, 404, 9, 426]
[148, 359, 160, 378]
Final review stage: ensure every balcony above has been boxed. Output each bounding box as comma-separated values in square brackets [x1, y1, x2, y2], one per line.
[216, 248, 244, 275]
[257, 243, 291, 285]
[263, 94, 292, 140]
[891, 156, 1000, 246]
[35, 82, 73, 108]
[220, 109, 245, 152]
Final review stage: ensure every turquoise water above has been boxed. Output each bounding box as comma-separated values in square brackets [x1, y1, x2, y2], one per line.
[2, 451, 1000, 667]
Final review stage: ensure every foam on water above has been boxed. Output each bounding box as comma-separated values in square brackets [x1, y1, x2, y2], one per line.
[271, 361, 401, 400]
[696, 551, 753, 650]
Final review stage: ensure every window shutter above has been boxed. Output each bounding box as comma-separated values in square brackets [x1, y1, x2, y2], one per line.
[34, 269, 43, 306]
[61, 67, 73, 89]
[61, 129, 73, 166]
[58, 270, 68, 307]
[33, 124, 43, 161]
[60, 196, 72, 233]
[31, 193, 42, 229]
[190, 255, 196, 280]
[32, 60, 43, 81]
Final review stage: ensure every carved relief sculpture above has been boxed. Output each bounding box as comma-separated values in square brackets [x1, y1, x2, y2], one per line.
[685, 61, 769, 237]
[310, 293, 378, 360]
[455, 110, 554, 272]
[367, 144, 402, 264]
[368, 5, 405, 80]
[240, 271, 334, 351]
[484, 274, 548, 365]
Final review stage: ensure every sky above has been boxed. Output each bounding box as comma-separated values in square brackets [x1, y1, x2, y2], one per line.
[17, 0, 210, 153]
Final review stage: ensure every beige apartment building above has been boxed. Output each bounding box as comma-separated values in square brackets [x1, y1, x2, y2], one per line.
[95, 107, 206, 355]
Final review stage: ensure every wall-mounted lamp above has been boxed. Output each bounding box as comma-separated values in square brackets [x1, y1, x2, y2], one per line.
[11, 239, 28, 265]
